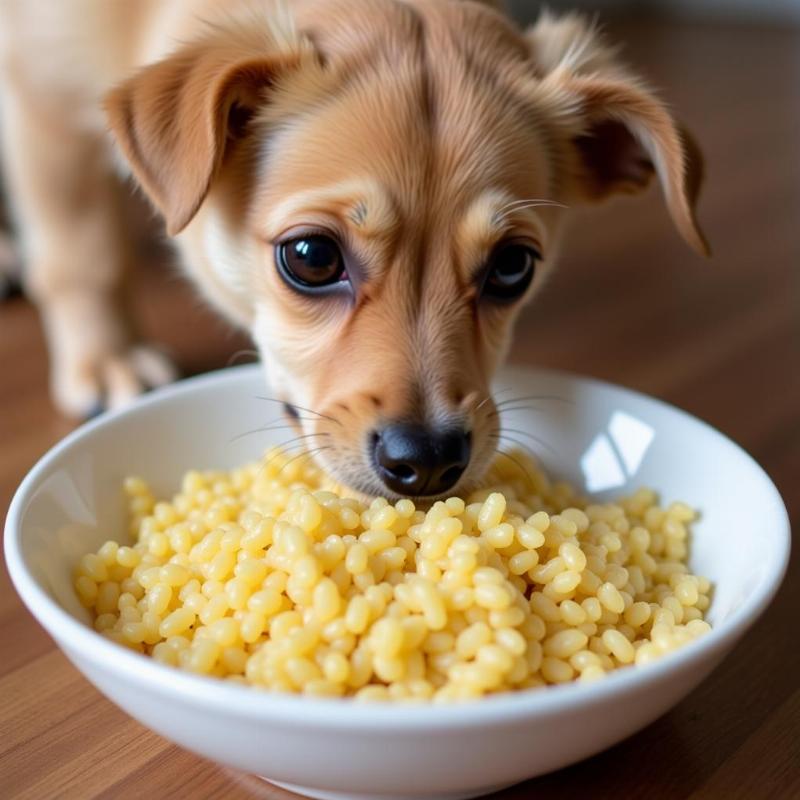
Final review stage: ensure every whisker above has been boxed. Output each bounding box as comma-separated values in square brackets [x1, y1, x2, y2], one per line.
[251, 437, 331, 483]
[475, 386, 514, 413]
[230, 424, 330, 447]
[490, 433, 542, 460]
[496, 198, 568, 213]
[490, 436, 550, 481]
[493, 198, 569, 226]
[254, 396, 342, 426]
[259, 436, 330, 473]
[495, 427, 556, 456]
[267, 432, 330, 456]
[494, 394, 573, 408]
[489, 398, 573, 419]
[277, 446, 334, 477]
[489, 407, 538, 416]
[490, 406, 560, 417]
[500, 200, 569, 213]
[226, 349, 260, 367]
[491, 447, 535, 485]
[229, 417, 309, 444]
[475, 395, 494, 413]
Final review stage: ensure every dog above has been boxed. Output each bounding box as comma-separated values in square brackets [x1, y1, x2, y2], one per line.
[0, 0, 707, 498]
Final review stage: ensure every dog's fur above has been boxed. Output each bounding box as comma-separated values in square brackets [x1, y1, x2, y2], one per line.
[0, 0, 707, 496]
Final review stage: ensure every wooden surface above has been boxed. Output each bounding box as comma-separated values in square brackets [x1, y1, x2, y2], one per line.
[2, 18, 799, 800]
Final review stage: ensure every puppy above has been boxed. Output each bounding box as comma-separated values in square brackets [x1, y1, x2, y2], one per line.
[0, 0, 707, 498]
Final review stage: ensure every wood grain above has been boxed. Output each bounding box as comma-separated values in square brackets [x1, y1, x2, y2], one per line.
[1, 18, 798, 800]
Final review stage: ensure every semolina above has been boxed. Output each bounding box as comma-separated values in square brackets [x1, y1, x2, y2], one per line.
[75, 447, 712, 701]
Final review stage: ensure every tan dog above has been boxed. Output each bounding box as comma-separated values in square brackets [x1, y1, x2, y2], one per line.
[0, 0, 707, 498]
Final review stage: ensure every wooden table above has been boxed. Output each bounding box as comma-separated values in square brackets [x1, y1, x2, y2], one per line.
[2, 18, 798, 800]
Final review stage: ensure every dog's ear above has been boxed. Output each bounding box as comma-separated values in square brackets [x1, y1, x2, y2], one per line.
[525, 12, 709, 256]
[105, 20, 315, 235]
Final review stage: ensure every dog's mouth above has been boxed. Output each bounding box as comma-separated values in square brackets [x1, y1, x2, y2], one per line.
[276, 395, 499, 500]
[307, 427, 496, 502]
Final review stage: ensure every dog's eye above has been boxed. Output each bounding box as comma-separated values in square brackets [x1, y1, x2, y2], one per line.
[482, 241, 540, 301]
[277, 235, 346, 289]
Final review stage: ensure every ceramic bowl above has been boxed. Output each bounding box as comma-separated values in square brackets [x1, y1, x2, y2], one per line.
[5, 365, 790, 800]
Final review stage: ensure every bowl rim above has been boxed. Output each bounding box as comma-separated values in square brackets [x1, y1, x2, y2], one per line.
[4, 364, 791, 730]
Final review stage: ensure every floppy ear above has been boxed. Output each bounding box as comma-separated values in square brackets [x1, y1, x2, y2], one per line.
[105, 23, 314, 235]
[525, 12, 710, 256]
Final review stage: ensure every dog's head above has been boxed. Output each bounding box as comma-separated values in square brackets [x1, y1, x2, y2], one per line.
[106, 0, 707, 498]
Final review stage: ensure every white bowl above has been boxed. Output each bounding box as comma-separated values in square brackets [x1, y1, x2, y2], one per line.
[4, 365, 790, 800]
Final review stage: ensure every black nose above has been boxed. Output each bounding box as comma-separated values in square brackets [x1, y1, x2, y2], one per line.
[372, 424, 471, 496]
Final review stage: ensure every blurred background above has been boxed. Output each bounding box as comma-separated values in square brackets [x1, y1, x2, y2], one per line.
[510, 0, 800, 24]
[1, 2, 799, 796]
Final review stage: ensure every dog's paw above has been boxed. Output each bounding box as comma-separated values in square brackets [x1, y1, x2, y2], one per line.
[52, 344, 179, 419]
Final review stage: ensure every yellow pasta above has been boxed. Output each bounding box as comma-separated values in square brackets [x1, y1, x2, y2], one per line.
[75, 447, 712, 702]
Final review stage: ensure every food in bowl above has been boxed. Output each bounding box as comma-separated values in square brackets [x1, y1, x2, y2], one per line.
[74, 447, 711, 701]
